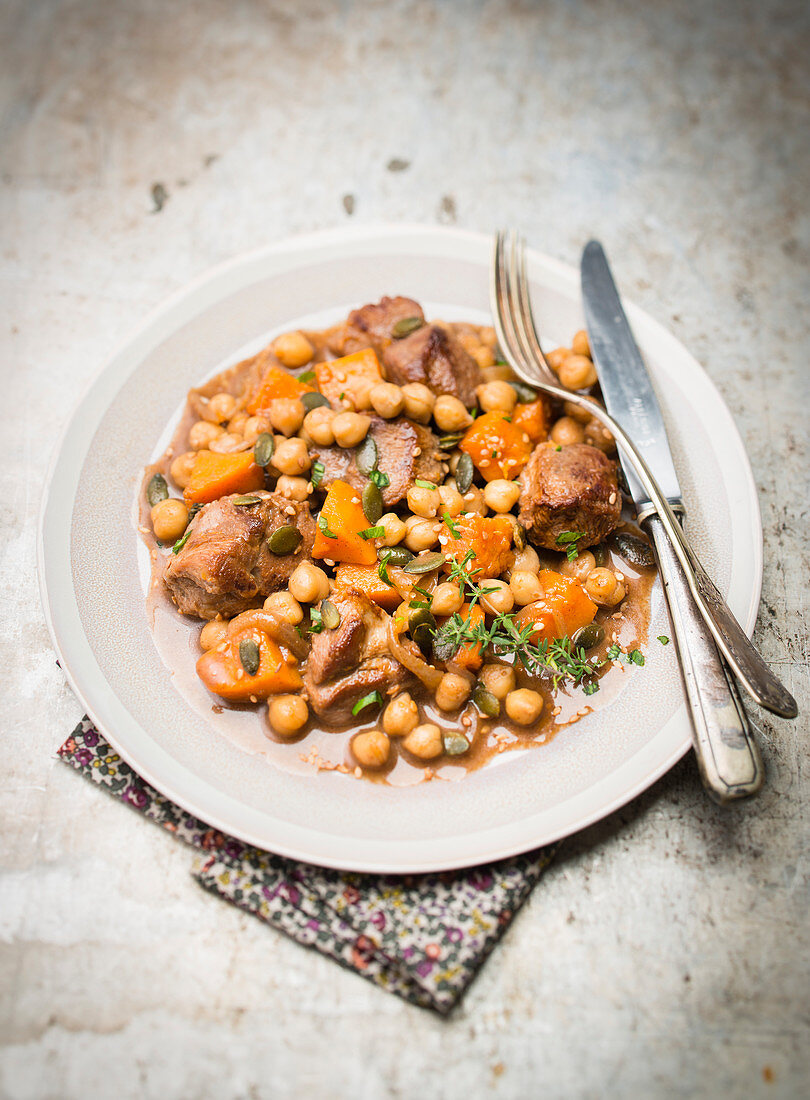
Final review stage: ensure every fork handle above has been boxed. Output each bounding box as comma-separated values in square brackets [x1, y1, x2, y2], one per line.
[645, 514, 764, 802]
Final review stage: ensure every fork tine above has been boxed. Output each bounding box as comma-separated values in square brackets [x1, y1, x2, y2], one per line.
[512, 234, 556, 385]
[491, 230, 522, 372]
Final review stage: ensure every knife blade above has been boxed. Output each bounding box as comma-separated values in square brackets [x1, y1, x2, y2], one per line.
[580, 240, 681, 518]
[580, 239, 766, 799]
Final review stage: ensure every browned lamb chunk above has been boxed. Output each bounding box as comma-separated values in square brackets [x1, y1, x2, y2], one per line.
[164, 491, 315, 620]
[328, 296, 425, 358]
[518, 442, 622, 550]
[382, 323, 482, 405]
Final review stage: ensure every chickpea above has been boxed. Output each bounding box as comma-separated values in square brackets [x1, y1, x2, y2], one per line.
[170, 451, 196, 490]
[275, 475, 310, 501]
[558, 354, 598, 391]
[483, 479, 521, 513]
[272, 330, 314, 368]
[438, 483, 464, 517]
[407, 483, 440, 519]
[560, 550, 596, 584]
[332, 411, 371, 448]
[457, 329, 479, 355]
[350, 377, 376, 411]
[480, 579, 514, 616]
[480, 663, 516, 701]
[472, 345, 495, 369]
[268, 398, 305, 437]
[263, 591, 304, 625]
[204, 392, 238, 424]
[200, 620, 228, 651]
[512, 545, 540, 574]
[151, 498, 189, 542]
[431, 581, 464, 616]
[228, 411, 250, 436]
[584, 418, 616, 454]
[563, 400, 593, 425]
[479, 325, 497, 349]
[550, 416, 586, 447]
[369, 382, 405, 419]
[273, 437, 311, 476]
[482, 364, 514, 383]
[403, 723, 443, 760]
[243, 416, 270, 445]
[209, 432, 246, 454]
[289, 561, 330, 603]
[461, 487, 487, 516]
[404, 516, 441, 552]
[269, 694, 309, 736]
[401, 383, 435, 424]
[188, 420, 225, 450]
[303, 406, 336, 446]
[510, 570, 544, 606]
[433, 394, 472, 433]
[379, 512, 407, 547]
[572, 329, 591, 357]
[546, 347, 571, 373]
[435, 672, 472, 712]
[476, 380, 517, 414]
[352, 729, 391, 769]
[585, 567, 627, 607]
[505, 688, 544, 726]
[383, 692, 419, 737]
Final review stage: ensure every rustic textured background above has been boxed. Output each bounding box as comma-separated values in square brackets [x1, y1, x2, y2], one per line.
[2, 0, 808, 1097]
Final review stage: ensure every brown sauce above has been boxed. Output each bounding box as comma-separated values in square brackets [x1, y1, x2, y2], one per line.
[137, 317, 655, 785]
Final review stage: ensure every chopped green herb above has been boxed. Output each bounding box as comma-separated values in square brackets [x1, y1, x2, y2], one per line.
[627, 649, 645, 666]
[308, 607, 324, 634]
[311, 460, 325, 488]
[556, 530, 586, 562]
[657, 635, 670, 645]
[297, 369, 316, 383]
[606, 644, 621, 661]
[555, 444, 562, 452]
[369, 469, 390, 490]
[339, 391, 346, 401]
[317, 513, 337, 539]
[413, 585, 433, 603]
[352, 690, 383, 716]
[415, 478, 437, 490]
[582, 682, 600, 696]
[443, 511, 461, 538]
[409, 600, 430, 610]
[377, 549, 394, 587]
[358, 525, 385, 540]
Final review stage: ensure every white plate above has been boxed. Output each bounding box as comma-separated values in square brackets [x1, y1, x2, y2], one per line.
[38, 224, 762, 873]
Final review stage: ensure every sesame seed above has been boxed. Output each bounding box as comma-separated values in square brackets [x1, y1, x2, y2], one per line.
[608, 492, 617, 505]
[354, 766, 362, 778]
[414, 447, 421, 457]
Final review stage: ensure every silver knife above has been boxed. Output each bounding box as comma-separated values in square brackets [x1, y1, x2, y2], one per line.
[581, 240, 765, 802]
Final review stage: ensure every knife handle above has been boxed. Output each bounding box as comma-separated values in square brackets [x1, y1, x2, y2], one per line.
[644, 514, 764, 803]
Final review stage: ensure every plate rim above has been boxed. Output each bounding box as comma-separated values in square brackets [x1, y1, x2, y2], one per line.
[38, 222, 763, 872]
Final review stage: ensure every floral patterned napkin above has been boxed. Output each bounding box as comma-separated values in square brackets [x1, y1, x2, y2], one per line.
[60, 717, 555, 1013]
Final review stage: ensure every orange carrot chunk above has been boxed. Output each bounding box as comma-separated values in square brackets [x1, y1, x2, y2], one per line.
[315, 347, 383, 409]
[246, 363, 314, 414]
[184, 451, 265, 505]
[513, 570, 597, 644]
[333, 564, 415, 610]
[449, 602, 486, 671]
[197, 630, 302, 702]
[512, 399, 550, 445]
[459, 411, 534, 482]
[439, 513, 514, 580]
[312, 479, 377, 566]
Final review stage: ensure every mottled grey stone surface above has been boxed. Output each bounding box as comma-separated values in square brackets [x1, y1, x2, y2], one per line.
[1, 0, 808, 1097]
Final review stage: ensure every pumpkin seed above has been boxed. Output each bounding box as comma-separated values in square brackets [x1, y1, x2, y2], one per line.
[611, 531, 655, 568]
[411, 622, 434, 658]
[301, 391, 331, 412]
[239, 639, 260, 676]
[232, 494, 263, 506]
[380, 544, 414, 567]
[508, 379, 539, 403]
[146, 473, 169, 507]
[442, 732, 470, 756]
[267, 524, 303, 555]
[472, 682, 500, 718]
[321, 599, 341, 630]
[253, 432, 275, 467]
[403, 551, 446, 575]
[438, 432, 464, 450]
[409, 607, 437, 634]
[392, 316, 425, 339]
[455, 452, 474, 495]
[355, 436, 378, 476]
[572, 623, 605, 650]
[591, 543, 608, 568]
[362, 483, 383, 527]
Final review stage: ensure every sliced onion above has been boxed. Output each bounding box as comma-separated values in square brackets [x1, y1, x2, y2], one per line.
[227, 608, 308, 660]
[387, 618, 443, 692]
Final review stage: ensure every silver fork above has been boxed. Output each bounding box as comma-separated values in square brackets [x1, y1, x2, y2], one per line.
[490, 230, 796, 723]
